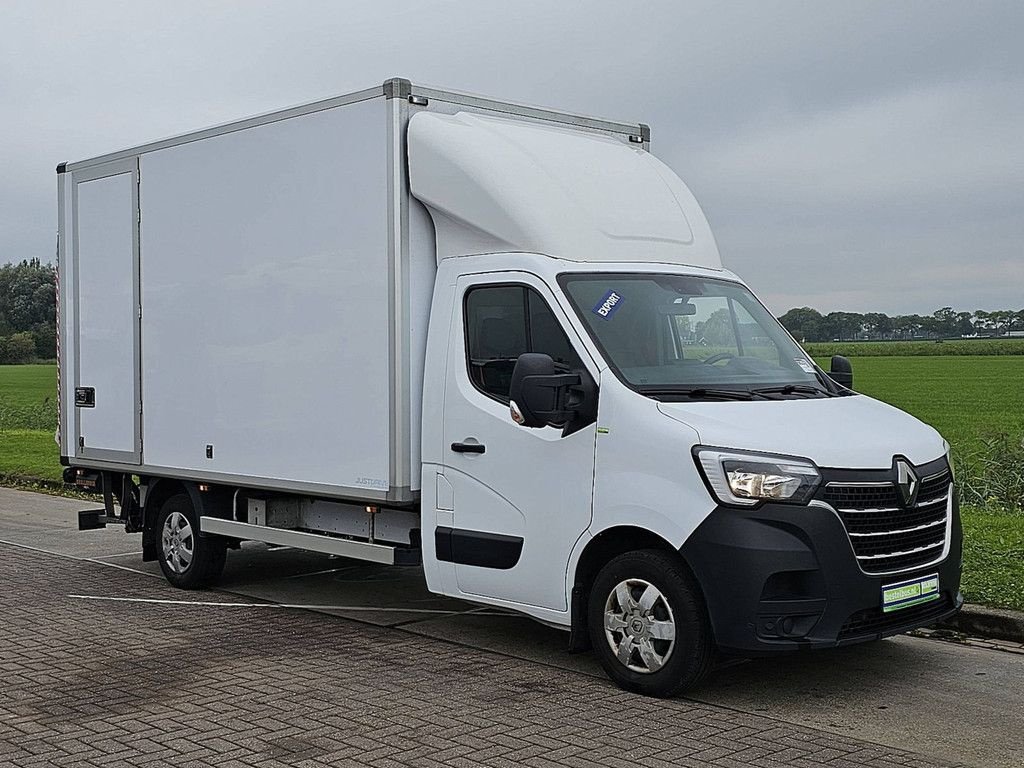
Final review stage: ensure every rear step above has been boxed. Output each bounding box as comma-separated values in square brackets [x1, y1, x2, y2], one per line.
[78, 509, 125, 530]
[199, 517, 420, 566]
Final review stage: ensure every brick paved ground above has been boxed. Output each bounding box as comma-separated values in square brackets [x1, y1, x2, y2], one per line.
[0, 542, 964, 768]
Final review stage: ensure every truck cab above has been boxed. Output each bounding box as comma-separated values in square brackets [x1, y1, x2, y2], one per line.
[409, 110, 961, 696]
[418, 252, 960, 696]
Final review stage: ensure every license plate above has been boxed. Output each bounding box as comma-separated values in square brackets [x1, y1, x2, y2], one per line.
[882, 574, 940, 613]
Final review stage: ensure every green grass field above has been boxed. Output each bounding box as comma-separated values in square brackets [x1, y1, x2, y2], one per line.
[0, 364, 57, 412]
[0, 430, 60, 481]
[805, 338, 1024, 357]
[5, 358, 1020, 477]
[959, 506, 1024, 611]
[811, 356, 1024, 449]
[1, 361, 1022, 610]
[0, 365, 60, 481]
[812, 355, 1024, 609]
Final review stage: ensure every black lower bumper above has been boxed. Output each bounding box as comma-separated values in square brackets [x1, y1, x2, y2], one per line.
[680, 497, 963, 655]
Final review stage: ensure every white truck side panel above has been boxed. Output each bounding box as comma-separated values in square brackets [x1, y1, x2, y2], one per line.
[75, 167, 139, 459]
[139, 97, 392, 492]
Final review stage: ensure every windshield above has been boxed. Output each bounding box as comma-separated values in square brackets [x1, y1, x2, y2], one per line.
[559, 273, 835, 399]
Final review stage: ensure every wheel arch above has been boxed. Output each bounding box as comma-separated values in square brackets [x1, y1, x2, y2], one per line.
[141, 478, 232, 560]
[568, 525, 707, 652]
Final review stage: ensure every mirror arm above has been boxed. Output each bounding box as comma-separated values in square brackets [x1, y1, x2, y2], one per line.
[521, 373, 579, 391]
[561, 371, 599, 437]
[521, 372, 581, 427]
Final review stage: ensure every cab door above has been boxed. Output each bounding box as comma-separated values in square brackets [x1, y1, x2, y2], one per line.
[438, 273, 598, 611]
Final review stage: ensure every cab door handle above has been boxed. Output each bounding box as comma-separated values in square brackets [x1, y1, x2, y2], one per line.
[451, 442, 485, 454]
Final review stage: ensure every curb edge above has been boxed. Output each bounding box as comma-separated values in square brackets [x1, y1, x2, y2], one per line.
[937, 604, 1024, 644]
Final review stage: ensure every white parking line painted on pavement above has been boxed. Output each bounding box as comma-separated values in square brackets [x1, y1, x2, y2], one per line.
[0, 539, 161, 578]
[462, 607, 524, 618]
[95, 552, 144, 559]
[67, 594, 461, 614]
[283, 567, 348, 579]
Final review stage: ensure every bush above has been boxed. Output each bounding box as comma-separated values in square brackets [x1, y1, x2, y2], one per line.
[0, 397, 56, 431]
[955, 433, 1024, 513]
[31, 325, 57, 360]
[0, 332, 37, 364]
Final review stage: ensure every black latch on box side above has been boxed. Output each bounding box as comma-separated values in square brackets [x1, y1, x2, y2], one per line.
[75, 387, 95, 407]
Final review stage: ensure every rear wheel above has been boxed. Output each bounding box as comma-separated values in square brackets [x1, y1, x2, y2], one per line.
[588, 549, 714, 697]
[156, 493, 226, 589]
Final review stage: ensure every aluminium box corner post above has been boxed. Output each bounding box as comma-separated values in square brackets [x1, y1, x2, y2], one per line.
[56, 166, 69, 458]
[70, 156, 143, 465]
[386, 90, 415, 504]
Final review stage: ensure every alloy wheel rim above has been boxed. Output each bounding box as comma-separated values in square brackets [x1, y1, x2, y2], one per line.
[161, 511, 194, 574]
[603, 578, 677, 674]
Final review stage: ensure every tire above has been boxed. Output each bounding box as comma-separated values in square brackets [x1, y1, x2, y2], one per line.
[588, 549, 714, 697]
[156, 493, 227, 589]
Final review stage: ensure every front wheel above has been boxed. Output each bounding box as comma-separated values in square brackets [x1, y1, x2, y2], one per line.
[156, 493, 227, 589]
[588, 549, 714, 697]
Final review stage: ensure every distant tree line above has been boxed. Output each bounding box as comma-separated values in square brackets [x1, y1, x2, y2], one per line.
[777, 306, 1024, 343]
[0, 259, 56, 363]
[1, 257, 1022, 362]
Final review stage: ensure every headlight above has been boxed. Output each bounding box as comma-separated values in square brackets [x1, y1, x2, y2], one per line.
[943, 440, 955, 481]
[694, 447, 821, 506]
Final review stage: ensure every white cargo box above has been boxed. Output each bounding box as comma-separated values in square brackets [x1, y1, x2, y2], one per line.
[57, 79, 647, 503]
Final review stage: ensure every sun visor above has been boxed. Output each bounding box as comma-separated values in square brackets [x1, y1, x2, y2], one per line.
[407, 111, 721, 268]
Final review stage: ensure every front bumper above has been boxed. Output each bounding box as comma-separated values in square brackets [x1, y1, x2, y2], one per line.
[680, 494, 963, 655]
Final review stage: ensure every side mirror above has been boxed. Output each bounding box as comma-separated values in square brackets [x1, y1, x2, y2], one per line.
[508, 353, 582, 429]
[829, 355, 854, 389]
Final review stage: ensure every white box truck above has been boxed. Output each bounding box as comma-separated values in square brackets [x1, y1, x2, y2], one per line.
[57, 78, 962, 695]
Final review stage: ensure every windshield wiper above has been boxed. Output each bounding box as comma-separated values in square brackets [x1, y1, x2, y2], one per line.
[637, 387, 768, 402]
[750, 384, 835, 398]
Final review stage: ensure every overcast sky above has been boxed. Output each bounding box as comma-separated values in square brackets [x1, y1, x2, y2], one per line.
[3, 0, 1021, 314]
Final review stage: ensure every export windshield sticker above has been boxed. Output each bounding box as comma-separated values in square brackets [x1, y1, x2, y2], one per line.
[796, 359, 816, 374]
[592, 290, 624, 320]
[882, 573, 940, 613]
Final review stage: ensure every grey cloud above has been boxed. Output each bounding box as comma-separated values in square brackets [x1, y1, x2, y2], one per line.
[1, 0, 1021, 315]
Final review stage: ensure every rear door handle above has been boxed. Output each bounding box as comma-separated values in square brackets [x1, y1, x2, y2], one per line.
[451, 442, 486, 454]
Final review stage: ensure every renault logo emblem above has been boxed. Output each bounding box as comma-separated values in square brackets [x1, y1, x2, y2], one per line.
[894, 458, 919, 507]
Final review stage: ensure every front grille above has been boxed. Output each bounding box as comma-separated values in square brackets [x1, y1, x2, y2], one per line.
[820, 459, 951, 576]
[838, 497, 947, 534]
[919, 470, 951, 501]
[851, 524, 948, 557]
[824, 484, 899, 510]
[838, 595, 954, 640]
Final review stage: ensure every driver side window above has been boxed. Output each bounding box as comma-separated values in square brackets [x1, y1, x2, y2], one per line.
[465, 284, 583, 402]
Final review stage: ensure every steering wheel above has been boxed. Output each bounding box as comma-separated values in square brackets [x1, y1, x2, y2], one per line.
[701, 352, 736, 365]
